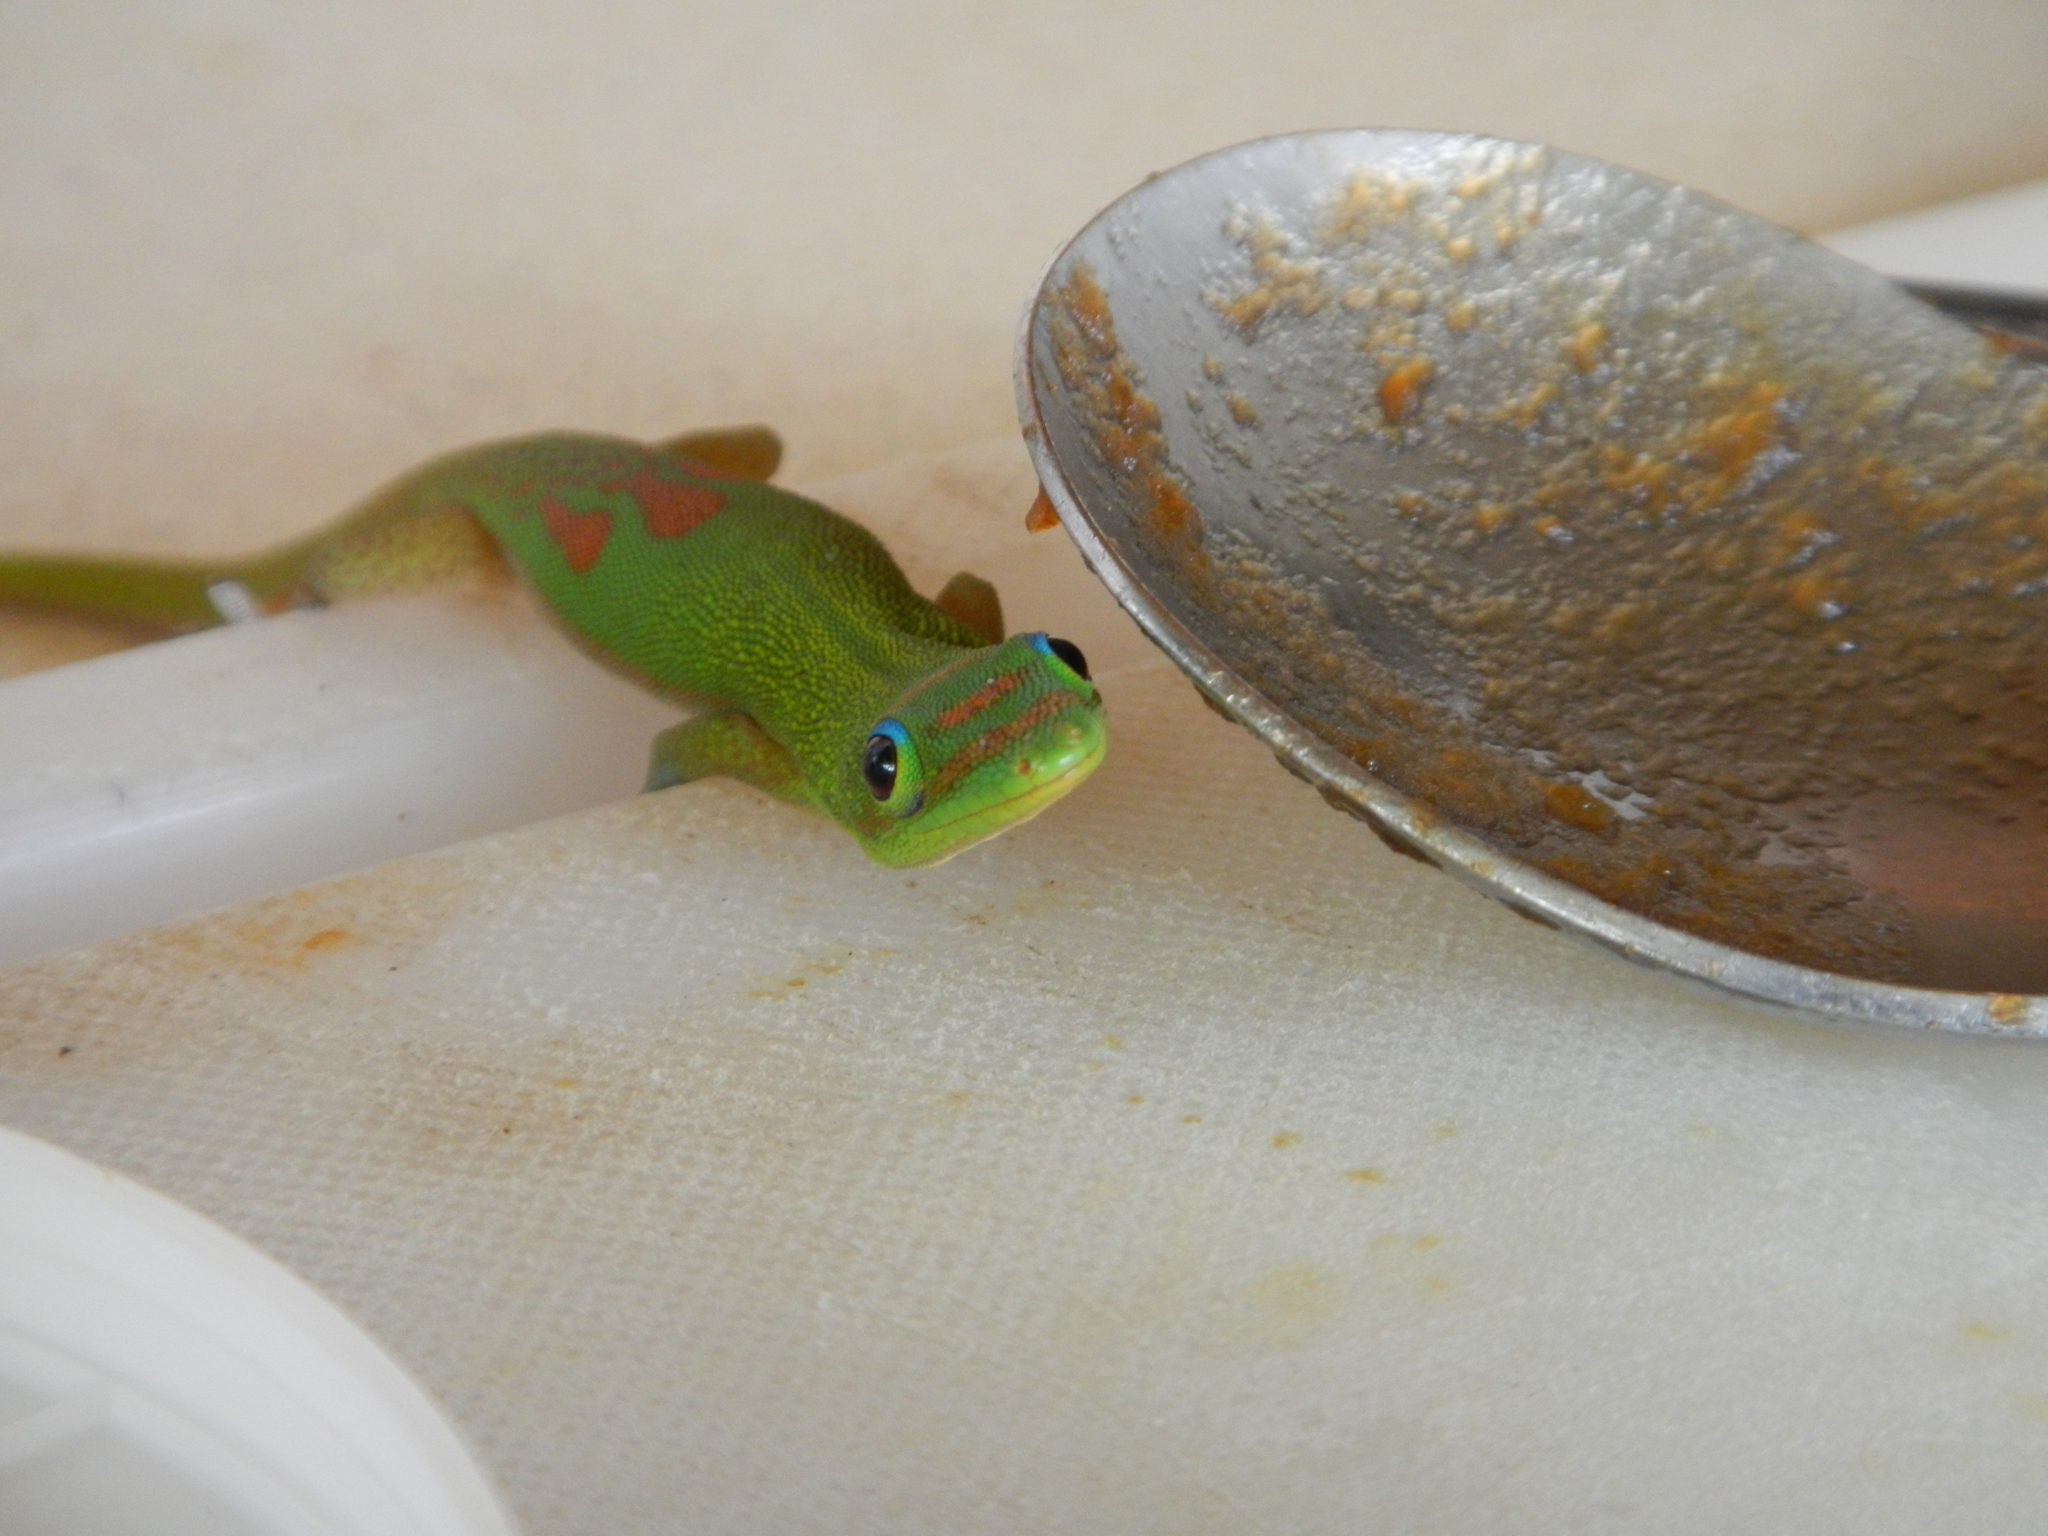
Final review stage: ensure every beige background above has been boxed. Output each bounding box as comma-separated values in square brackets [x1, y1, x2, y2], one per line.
[2, 0, 2046, 563]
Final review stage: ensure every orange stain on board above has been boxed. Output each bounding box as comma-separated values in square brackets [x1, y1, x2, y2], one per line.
[279, 925, 359, 970]
[540, 500, 614, 573]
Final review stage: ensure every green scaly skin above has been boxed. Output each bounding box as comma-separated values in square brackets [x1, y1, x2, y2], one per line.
[0, 428, 1107, 867]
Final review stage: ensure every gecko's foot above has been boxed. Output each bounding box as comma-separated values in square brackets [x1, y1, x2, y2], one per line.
[656, 426, 783, 482]
[935, 571, 1004, 645]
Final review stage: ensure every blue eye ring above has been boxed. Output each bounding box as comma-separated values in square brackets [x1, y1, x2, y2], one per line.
[1026, 631, 1091, 681]
[863, 718, 924, 815]
[862, 718, 908, 800]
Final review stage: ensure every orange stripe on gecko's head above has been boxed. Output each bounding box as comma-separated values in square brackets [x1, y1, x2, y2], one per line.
[924, 691, 1074, 802]
[931, 669, 1021, 730]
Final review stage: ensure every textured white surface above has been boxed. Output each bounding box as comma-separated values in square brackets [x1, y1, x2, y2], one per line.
[5, 446, 2048, 1535]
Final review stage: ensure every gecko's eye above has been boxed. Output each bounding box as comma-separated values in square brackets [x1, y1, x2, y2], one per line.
[1028, 632, 1091, 681]
[862, 731, 900, 799]
[861, 719, 922, 815]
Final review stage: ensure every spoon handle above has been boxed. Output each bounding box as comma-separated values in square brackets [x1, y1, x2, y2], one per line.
[1903, 279, 2048, 362]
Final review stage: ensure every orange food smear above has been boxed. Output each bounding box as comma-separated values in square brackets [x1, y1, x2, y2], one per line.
[1544, 781, 1617, 833]
[1565, 321, 1606, 373]
[1698, 385, 1781, 472]
[1050, 263, 1208, 571]
[1378, 356, 1433, 425]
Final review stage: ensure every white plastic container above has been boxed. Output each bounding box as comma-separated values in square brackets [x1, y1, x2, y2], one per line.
[0, 1125, 516, 1536]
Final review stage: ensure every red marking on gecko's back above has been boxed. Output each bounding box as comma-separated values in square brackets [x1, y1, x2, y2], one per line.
[617, 467, 728, 538]
[541, 499, 615, 572]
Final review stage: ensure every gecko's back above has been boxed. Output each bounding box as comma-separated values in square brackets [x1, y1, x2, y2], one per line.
[303, 433, 979, 723]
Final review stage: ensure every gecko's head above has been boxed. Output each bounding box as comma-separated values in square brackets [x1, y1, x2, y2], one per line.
[847, 632, 1106, 869]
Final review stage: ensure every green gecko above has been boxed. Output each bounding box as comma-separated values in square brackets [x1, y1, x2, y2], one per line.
[0, 427, 1106, 867]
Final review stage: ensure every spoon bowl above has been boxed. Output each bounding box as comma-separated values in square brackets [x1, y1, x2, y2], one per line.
[1017, 130, 2048, 1035]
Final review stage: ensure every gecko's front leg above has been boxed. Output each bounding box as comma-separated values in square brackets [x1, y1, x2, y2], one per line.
[645, 709, 812, 807]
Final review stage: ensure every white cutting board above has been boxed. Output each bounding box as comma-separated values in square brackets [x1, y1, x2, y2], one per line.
[2, 189, 2047, 1536]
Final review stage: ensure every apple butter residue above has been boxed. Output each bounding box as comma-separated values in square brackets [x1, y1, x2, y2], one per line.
[1046, 263, 1209, 575]
[1047, 142, 2048, 990]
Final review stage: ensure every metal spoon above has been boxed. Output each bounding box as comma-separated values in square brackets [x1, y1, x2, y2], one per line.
[1016, 129, 2048, 1036]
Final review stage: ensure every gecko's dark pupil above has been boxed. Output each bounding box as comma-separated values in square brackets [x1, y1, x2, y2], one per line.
[1047, 636, 1090, 679]
[862, 733, 899, 799]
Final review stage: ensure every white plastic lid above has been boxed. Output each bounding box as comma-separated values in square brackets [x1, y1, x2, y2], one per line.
[0, 1125, 515, 1535]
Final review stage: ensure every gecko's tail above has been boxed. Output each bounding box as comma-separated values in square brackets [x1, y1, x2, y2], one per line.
[0, 543, 314, 634]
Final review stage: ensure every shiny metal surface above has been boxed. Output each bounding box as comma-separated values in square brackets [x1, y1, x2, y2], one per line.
[1900, 281, 2048, 362]
[1018, 129, 2048, 1036]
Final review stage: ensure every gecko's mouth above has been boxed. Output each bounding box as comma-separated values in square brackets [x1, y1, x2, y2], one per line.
[907, 744, 1106, 863]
